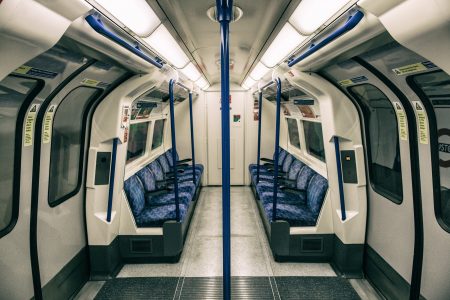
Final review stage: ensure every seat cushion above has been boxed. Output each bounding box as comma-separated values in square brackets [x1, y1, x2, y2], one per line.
[263, 202, 316, 227]
[136, 203, 188, 227]
[260, 190, 306, 206]
[145, 191, 191, 206]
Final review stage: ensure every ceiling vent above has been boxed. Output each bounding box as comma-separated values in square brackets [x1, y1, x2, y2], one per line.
[207, 5, 243, 23]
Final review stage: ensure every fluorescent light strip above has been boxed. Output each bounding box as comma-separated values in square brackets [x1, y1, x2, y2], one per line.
[261, 23, 307, 68]
[180, 62, 201, 82]
[249, 62, 270, 81]
[195, 77, 209, 90]
[242, 77, 256, 90]
[144, 24, 190, 68]
[289, 0, 352, 35]
[94, 0, 160, 37]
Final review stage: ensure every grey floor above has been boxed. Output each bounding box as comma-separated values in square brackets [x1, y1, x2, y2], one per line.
[75, 187, 382, 299]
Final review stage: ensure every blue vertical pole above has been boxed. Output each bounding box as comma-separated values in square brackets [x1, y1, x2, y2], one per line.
[272, 79, 282, 221]
[106, 138, 118, 222]
[169, 79, 180, 221]
[188, 92, 196, 184]
[256, 92, 263, 184]
[216, 1, 232, 299]
[333, 136, 346, 221]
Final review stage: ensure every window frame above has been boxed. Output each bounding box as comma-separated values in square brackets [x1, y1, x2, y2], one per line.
[48, 86, 102, 207]
[126, 120, 152, 165]
[407, 71, 450, 232]
[151, 118, 166, 151]
[348, 83, 404, 204]
[286, 117, 301, 150]
[302, 119, 326, 163]
[0, 75, 44, 238]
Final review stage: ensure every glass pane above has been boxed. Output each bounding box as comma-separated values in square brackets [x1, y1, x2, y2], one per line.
[152, 119, 165, 150]
[127, 122, 149, 163]
[303, 121, 325, 162]
[286, 118, 301, 149]
[0, 76, 38, 232]
[413, 71, 450, 226]
[349, 84, 403, 202]
[48, 87, 100, 205]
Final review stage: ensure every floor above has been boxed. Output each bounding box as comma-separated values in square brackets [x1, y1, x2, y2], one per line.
[75, 187, 382, 299]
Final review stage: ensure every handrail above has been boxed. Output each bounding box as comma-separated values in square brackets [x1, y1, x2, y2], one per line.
[169, 79, 180, 221]
[85, 14, 164, 69]
[287, 10, 364, 67]
[106, 138, 118, 222]
[256, 91, 263, 183]
[188, 92, 196, 183]
[333, 136, 347, 221]
[272, 78, 282, 221]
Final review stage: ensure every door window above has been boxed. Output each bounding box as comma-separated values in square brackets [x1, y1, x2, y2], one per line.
[127, 122, 150, 163]
[286, 118, 301, 149]
[303, 121, 325, 162]
[151, 119, 165, 150]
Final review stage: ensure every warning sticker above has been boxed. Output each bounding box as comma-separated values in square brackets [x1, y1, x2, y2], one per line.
[81, 78, 109, 88]
[42, 105, 57, 144]
[14, 65, 58, 79]
[121, 105, 130, 128]
[394, 102, 408, 141]
[338, 76, 368, 86]
[392, 61, 437, 76]
[413, 101, 428, 144]
[24, 104, 39, 147]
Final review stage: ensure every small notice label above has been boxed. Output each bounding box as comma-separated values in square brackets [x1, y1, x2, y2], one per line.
[413, 101, 428, 144]
[14, 65, 58, 79]
[394, 102, 408, 141]
[339, 76, 368, 86]
[24, 104, 39, 147]
[81, 78, 109, 88]
[42, 105, 57, 144]
[392, 61, 437, 76]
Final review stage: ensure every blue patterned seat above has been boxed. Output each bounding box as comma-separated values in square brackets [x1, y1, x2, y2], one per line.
[147, 161, 196, 195]
[157, 155, 200, 187]
[166, 149, 204, 173]
[254, 154, 296, 188]
[123, 175, 189, 227]
[249, 148, 287, 179]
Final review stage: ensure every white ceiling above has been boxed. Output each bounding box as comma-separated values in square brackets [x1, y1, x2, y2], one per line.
[150, 0, 300, 86]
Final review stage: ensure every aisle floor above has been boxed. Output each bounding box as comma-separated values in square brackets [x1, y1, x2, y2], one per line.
[75, 187, 382, 299]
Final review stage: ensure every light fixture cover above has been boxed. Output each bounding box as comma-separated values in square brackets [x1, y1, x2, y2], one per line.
[195, 77, 209, 90]
[95, 0, 160, 37]
[260, 23, 306, 68]
[144, 24, 190, 68]
[249, 62, 270, 81]
[289, 0, 352, 35]
[242, 77, 256, 90]
[180, 63, 201, 82]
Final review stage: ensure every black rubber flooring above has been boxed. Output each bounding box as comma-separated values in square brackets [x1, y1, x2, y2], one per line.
[94, 276, 360, 299]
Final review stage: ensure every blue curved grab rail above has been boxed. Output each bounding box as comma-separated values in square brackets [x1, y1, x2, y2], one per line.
[85, 15, 163, 69]
[288, 10, 364, 67]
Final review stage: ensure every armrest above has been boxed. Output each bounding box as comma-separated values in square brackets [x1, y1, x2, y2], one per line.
[263, 162, 274, 167]
[260, 158, 274, 163]
[178, 158, 192, 163]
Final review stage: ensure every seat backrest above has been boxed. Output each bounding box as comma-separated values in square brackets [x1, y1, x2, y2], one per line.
[273, 148, 287, 166]
[288, 160, 304, 180]
[282, 154, 294, 173]
[148, 161, 164, 181]
[123, 175, 145, 217]
[165, 149, 179, 167]
[306, 174, 328, 216]
[157, 155, 171, 173]
[296, 165, 316, 190]
[136, 166, 156, 192]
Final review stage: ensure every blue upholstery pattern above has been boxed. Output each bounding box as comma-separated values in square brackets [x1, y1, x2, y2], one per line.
[287, 160, 304, 180]
[263, 202, 316, 227]
[296, 166, 316, 190]
[136, 167, 156, 192]
[158, 155, 171, 173]
[146, 191, 191, 206]
[123, 176, 146, 217]
[136, 204, 188, 227]
[306, 174, 328, 215]
[148, 161, 164, 182]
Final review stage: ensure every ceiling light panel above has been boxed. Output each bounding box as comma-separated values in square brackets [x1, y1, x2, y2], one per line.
[95, 0, 160, 37]
[144, 24, 190, 68]
[250, 62, 270, 81]
[180, 63, 201, 82]
[289, 0, 352, 35]
[242, 77, 256, 90]
[260, 23, 306, 68]
[195, 77, 209, 90]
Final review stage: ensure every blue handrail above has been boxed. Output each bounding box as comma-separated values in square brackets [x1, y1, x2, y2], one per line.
[188, 92, 196, 183]
[256, 91, 263, 183]
[85, 15, 163, 69]
[333, 136, 346, 221]
[106, 138, 118, 222]
[272, 78, 282, 221]
[169, 80, 180, 221]
[288, 10, 364, 67]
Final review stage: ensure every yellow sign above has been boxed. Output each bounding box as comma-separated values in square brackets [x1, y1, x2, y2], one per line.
[42, 105, 57, 144]
[394, 102, 408, 141]
[392, 63, 427, 75]
[338, 79, 353, 86]
[24, 104, 39, 147]
[14, 65, 32, 75]
[413, 101, 428, 144]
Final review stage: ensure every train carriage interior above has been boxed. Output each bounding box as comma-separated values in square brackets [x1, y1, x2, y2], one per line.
[1, 0, 450, 299]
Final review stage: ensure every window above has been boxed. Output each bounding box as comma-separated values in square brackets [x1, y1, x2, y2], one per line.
[411, 71, 450, 229]
[0, 76, 40, 236]
[286, 118, 301, 149]
[303, 121, 325, 162]
[48, 87, 101, 206]
[349, 84, 403, 203]
[127, 122, 150, 163]
[151, 119, 165, 150]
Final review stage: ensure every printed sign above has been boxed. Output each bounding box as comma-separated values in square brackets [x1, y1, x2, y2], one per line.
[394, 102, 408, 141]
[81, 78, 109, 88]
[24, 104, 39, 147]
[42, 105, 57, 144]
[338, 76, 368, 86]
[392, 61, 437, 76]
[438, 128, 450, 168]
[298, 105, 316, 118]
[14, 65, 58, 79]
[412, 101, 428, 144]
[121, 105, 130, 128]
